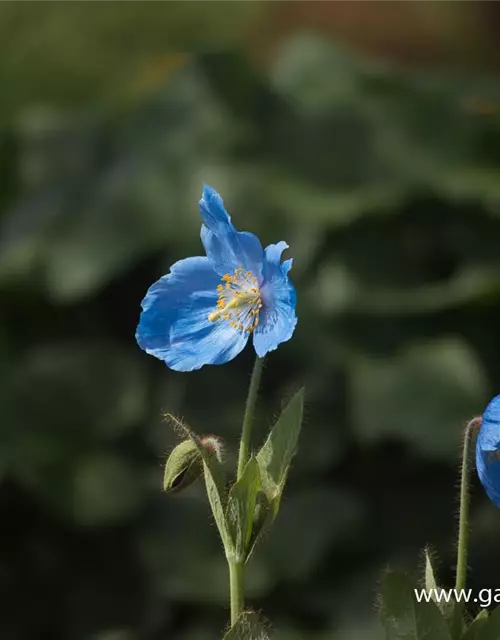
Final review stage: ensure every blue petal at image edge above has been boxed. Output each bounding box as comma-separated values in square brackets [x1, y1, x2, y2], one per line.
[477, 395, 500, 507]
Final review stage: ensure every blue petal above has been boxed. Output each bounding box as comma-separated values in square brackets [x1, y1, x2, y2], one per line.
[253, 242, 297, 357]
[136, 256, 249, 371]
[168, 291, 250, 371]
[136, 256, 218, 359]
[476, 395, 500, 507]
[199, 184, 231, 229]
[199, 185, 264, 279]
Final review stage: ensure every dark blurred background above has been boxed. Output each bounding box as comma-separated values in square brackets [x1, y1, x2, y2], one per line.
[2, 3, 500, 639]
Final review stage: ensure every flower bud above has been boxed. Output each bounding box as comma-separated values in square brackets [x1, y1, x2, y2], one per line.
[163, 436, 223, 494]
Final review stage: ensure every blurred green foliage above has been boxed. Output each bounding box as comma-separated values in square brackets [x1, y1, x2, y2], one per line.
[2, 4, 500, 640]
[0, 3, 264, 115]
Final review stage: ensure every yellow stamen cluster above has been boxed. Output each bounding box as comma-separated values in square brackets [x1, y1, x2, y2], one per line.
[208, 267, 262, 333]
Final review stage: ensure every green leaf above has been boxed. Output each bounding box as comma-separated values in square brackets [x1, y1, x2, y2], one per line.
[422, 550, 463, 639]
[226, 456, 261, 562]
[446, 603, 465, 640]
[223, 611, 270, 640]
[424, 548, 438, 595]
[380, 571, 452, 640]
[256, 389, 304, 515]
[462, 610, 488, 640]
[203, 458, 231, 552]
[166, 414, 231, 554]
[467, 607, 500, 640]
[245, 491, 273, 563]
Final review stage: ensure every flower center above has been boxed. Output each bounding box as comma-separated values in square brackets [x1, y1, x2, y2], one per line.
[208, 268, 262, 333]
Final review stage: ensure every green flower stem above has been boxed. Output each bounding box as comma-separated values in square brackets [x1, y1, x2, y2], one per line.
[229, 560, 244, 627]
[228, 356, 264, 627]
[455, 417, 481, 592]
[237, 356, 264, 480]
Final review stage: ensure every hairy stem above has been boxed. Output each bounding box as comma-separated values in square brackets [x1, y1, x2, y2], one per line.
[229, 560, 244, 627]
[455, 417, 481, 592]
[237, 356, 264, 479]
[228, 356, 264, 627]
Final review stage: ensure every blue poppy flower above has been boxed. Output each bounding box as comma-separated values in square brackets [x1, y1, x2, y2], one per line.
[476, 395, 500, 507]
[136, 185, 297, 371]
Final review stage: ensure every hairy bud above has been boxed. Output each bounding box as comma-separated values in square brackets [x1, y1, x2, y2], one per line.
[163, 436, 223, 494]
